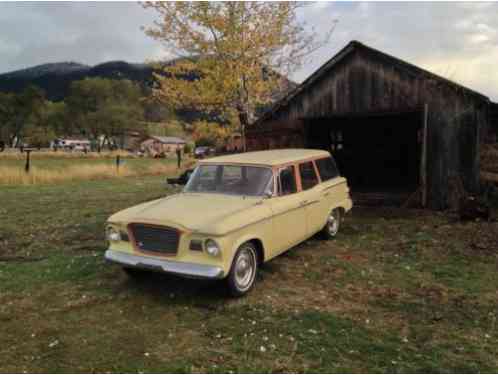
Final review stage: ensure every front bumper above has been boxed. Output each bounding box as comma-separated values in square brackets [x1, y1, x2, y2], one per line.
[104, 249, 225, 279]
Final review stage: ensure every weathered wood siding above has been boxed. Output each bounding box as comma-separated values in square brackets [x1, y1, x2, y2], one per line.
[247, 43, 490, 209]
[489, 102, 498, 141]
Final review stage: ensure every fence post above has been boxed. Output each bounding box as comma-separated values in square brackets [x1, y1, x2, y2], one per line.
[25, 150, 32, 173]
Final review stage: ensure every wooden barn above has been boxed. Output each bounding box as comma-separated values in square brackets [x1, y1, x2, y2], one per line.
[247, 41, 496, 209]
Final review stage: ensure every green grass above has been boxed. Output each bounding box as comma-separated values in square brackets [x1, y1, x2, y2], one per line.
[0, 178, 497, 373]
[0, 154, 178, 172]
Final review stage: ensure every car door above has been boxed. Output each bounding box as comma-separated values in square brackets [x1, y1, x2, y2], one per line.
[297, 160, 324, 235]
[314, 155, 347, 224]
[268, 165, 308, 257]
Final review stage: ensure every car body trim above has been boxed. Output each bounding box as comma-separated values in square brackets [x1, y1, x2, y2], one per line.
[104, 249, 225, 279]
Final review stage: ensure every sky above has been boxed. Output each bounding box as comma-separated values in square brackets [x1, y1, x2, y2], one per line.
[0, 2, 497, 101]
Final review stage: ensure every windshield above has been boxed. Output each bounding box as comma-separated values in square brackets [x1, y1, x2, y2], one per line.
[184, 164, 273, 196]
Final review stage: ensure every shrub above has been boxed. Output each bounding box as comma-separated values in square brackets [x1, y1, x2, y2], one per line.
[183, 143, 193, 154]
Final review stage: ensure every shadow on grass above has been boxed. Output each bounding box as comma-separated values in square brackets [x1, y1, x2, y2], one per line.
[113, 268, 231, 306]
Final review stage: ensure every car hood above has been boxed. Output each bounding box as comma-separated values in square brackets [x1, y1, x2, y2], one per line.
[108, 193, 264, 234]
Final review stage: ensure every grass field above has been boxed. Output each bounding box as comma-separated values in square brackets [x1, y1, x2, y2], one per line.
[0, 153, 191, 185]
[1, 175, 497, 373]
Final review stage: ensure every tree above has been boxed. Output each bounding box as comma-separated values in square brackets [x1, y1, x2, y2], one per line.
[0, 86, 46, 147]
[142, 2, 333, 150]
[66, 78, 146, 149]
[0, 92, 15, 145]
[147, 120, 186, 138]
[42, 101, 67, 136]
[192, 120, 230, 148]
[23, 100, 66, 148]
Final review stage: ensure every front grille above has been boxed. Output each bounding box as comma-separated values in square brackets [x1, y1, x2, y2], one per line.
[129, 224, 180, 255]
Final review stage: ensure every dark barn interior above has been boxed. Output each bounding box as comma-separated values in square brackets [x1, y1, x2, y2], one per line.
[304, 111, 422, 193]
[247, 41, 492, 209]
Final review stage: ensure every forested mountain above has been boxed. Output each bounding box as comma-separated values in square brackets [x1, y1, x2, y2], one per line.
[0, 60, 296, 104]
[0, 61, 154, 101]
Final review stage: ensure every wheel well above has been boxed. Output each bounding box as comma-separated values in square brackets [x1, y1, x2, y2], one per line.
[249, 239, 265, 265]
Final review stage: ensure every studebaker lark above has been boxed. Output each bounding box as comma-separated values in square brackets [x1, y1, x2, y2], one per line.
[105, 149, 353, 296]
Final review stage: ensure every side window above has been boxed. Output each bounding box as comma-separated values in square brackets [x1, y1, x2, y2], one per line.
[198, 165, 218, 178]
[278, 166, 297, 196]
[316, 157, 339, 181]
[299, 161, 319, 190]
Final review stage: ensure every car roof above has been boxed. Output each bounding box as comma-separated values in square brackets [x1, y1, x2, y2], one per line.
[199, 149, 330, 167]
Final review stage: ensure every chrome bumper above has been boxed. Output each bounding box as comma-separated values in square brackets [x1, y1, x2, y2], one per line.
[104, 249, 225, 279]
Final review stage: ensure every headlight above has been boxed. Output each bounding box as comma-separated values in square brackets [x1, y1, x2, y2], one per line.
[106, 226, 121, 242]
[205, 239, 220, 256]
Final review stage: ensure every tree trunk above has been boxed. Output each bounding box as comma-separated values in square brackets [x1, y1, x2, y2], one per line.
[238, 110, 248, 152]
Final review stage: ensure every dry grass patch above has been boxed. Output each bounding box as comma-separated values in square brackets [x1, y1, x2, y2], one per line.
[0, 164, 136, 185]
[0, 160, 190, 185]
[0, 150, 138, 160]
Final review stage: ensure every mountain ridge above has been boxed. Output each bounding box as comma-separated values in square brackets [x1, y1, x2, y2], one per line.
[0, 60, 155, 101]
[1, 62, 90, 79]
[0, 60, 296, 104]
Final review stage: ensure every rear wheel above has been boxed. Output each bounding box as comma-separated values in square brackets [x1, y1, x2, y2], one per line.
[226, 242, 258, 297]
[321, 208, 341, 239]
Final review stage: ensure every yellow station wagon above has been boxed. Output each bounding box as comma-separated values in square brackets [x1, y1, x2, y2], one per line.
[104, 149, 353, 296]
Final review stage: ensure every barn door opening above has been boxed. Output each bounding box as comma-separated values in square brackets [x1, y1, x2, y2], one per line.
[305, 110, 422, 204]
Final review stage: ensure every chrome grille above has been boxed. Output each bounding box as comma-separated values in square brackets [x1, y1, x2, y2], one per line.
[129, 224, 179, 255]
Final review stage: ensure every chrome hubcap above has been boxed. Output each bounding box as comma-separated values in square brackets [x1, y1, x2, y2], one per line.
[234, 247, 256, 291]
[327, 210, 339, 236]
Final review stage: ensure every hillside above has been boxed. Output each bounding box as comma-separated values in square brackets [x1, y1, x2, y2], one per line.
[0, 61, 154, 101]
[0, 60, 296, 105]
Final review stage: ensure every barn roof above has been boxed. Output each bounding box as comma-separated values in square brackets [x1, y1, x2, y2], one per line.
[150, 136, 186, 144]
[255, 40, 489, 125]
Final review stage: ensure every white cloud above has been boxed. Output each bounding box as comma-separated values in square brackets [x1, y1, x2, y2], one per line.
[469, 34, 491, 44]
[292, 2, 498, 101]
[0, 2, 497, 101]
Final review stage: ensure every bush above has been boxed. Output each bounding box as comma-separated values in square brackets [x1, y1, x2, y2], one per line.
[183, 143, 193, 154]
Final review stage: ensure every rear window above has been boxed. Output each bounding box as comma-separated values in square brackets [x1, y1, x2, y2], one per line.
[299, 161, 319, 190]
[316, 157, 339, 181]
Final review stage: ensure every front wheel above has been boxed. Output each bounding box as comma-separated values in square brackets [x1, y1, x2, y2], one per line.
[321, 208, 341, 239]
[226, 242, 258, 297]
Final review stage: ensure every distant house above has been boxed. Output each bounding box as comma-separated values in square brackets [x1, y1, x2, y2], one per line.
[140, 136, 186, 157]
[121, 131, 143, 151]
[53, 138, 91, 151]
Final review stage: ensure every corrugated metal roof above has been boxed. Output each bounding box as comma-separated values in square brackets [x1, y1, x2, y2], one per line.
[150, 136, 186, 144]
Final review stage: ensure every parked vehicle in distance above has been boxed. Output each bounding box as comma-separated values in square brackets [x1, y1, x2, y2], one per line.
[194, 146, 212, 159]
[104, 149, 353, 296]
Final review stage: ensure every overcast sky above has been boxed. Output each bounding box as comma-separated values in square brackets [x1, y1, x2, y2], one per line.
[0, 1, 497, 100]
